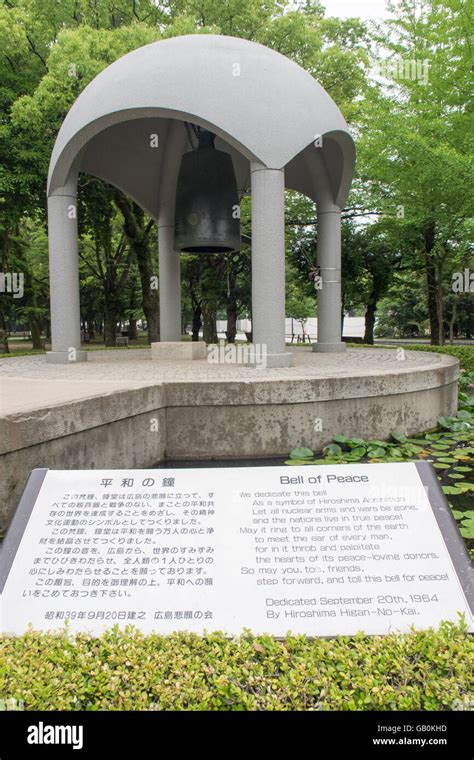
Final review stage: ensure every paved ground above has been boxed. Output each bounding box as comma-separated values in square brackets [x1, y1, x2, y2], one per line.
[0, 346, 451, 416]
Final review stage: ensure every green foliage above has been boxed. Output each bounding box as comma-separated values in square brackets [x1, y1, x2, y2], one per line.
[288, 447, 314, 460]
[286, 283, 315, 326]
[350, 0, 473, 344]
[2, 1, 471, 348]
[348, 344, 474, 373]
[438, 410, 472, 433]
[400, 345, 474, 374]
[0, 621, 472, 711]
[0, 349, 45, 358]
[0, 0, 372, 349]
[286, 380, 474, 556]
[458, 509, 474, 540]
[288, 434, 425, 465]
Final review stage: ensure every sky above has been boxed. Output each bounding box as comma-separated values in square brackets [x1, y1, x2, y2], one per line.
[321, 0, 391, 19]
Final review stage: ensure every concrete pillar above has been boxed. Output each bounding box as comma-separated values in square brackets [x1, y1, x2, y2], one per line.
[158, 122, 185, 342]
[158, 216, 181, 341]
[312, 205, 346, 353]
[250, 162, 292, 368]
[46, 184, 87, 363]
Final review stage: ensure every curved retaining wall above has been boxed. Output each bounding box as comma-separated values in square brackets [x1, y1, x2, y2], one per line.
[0, 348, 459, 531]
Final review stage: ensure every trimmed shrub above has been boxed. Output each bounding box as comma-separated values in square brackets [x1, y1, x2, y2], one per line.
[347, 343, 474, 373]
[401, 345, 474, 373]
[0, 621, 472, 711]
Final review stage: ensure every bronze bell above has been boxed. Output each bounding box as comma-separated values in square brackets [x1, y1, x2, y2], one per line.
[174, 130, 240, 253]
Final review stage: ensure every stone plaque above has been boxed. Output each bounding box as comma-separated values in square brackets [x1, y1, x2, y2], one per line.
[1, 463, 472, 636]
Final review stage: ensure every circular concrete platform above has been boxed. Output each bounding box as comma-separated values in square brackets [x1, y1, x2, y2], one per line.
[0, 346, 459, 529]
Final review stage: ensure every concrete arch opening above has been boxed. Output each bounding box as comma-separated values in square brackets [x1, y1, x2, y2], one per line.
[46, 35, 355, 366]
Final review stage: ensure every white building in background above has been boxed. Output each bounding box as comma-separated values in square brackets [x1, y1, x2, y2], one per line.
[214, 317, 366, 342]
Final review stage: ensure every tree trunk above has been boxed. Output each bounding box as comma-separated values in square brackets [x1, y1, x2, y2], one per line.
[128, 317, 137, 340]
[86, 312, 95, 340]
[363, 284, 378, 345]
[0, 310, 9, 353]
[226, 300, 238, 343]
[246, 306, 253, 343]
[448, 298, 458, 345]
[104, 303, 117, 346]
[202, 304, 217, 344]
[29, 318, 43, 349]
[225, 263, 238, 343]
[192, 304, 202, 342]
[0, 229, 9, 353]
[128, 288, 138, 340]
[114, 193, 160, 343]
[363, 302, 376, 344]
[142, 285, 160, 343]
[436, 278, 445, 346]
[423, 221, 443, 345]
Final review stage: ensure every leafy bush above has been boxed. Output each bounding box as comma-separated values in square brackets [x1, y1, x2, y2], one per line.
[402, 345, 474, 373]
[347, 343, 474, 373]
[0, 622, 472, 711]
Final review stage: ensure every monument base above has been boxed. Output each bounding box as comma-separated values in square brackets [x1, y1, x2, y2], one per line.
[46, 350, 88, 363]
[259, 352, 293, 368]
[0, 347, 459, 531]
[312, 341, 347, 353]
[151, 341, 207, 361]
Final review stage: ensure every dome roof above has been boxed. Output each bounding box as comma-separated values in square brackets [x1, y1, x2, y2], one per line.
[48, 34, 355, 213]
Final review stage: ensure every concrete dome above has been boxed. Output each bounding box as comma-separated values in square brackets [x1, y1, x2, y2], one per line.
[46, 34, 355, 367]
[48, 34, 355, 216]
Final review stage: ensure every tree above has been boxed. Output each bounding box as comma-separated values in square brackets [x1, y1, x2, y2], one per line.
[10, 23, 163, 342]
[0, 1, 165, 346]
[113, 193, 159, 342]
[78, 178, 133, 345]
[357, 0, 473, 344]
[286, 282, 315, 342]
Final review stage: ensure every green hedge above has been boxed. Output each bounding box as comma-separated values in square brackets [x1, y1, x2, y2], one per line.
[0, 349, 46, 359]
[401, 345, 474, 373]
[1, 622, 472, 711]
[347, 343, 474, 373]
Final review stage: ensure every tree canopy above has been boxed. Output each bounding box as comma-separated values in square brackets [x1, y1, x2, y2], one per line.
[0, 0, 472, 352]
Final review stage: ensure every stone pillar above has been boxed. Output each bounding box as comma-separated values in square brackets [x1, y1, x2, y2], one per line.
[158, 215, 181, 341]
[312, 205, 346, 353]
[250, 162, 292, 368]
[158, 122, 184, 342]
[46, 184, 87, 363]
